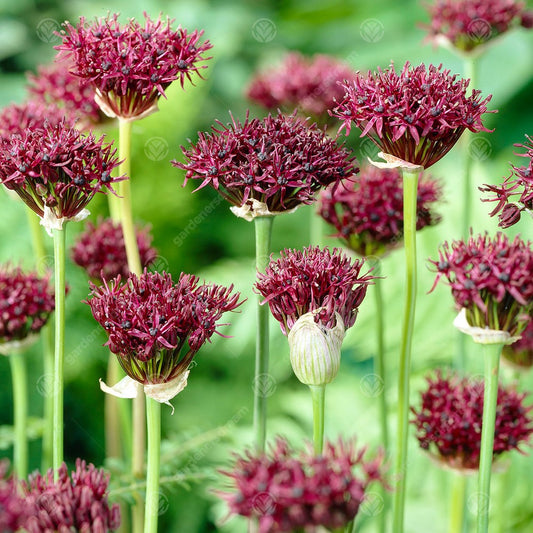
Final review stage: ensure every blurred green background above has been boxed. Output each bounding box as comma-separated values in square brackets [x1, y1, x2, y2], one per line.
[1, 0, 533, 531]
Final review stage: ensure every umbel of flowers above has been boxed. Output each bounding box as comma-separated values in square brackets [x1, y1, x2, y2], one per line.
[218, 437, 385, 533]
[319, 165, 442, 257]
[411, 370, 533, 471]
[481, 134, 533, 228]
[57, 13, 213, 121]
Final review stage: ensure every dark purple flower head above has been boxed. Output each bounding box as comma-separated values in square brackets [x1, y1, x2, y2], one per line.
[27, 59, 104, 127]
[218, 437, 385, 533]
[0, 120, 123, 225]
[255, 246, 373, 335]
[174, 112, 358, 220]
[430, 233, 533, 337]
[57, 13, 212, 121]
[423, 0, 533, 53]
[0, 461, 31, 532]
[23, 459, 120, 533]
[86, 270, 242, 385]
[411, 370, 533, 471]
[332, 62, 494, 169]
[319, 165, 442, 257]
[502, 317, 533, 369]
[480, 135, 533, 228]
[0, 265, 55, 349]
[0, 101, 67, 140]
[247, 52, 357, 126]
[72, 217, 157, 282]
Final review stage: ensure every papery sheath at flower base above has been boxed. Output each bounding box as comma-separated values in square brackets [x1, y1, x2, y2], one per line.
[480, 135, 533, 228]
[56, 13, 213, 121]
[218, 437, 385, 533]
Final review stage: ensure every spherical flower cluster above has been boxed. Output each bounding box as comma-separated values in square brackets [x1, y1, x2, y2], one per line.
[332, 62, 494, 169]
[57, 13, 212, 121]
[0, 101, 67, 140]
[430, 233, 533, 339]
[423, 0, 533, 53]
[0, 265, 55, 352]
[174, 112, 358, 221]
[319, 165, 442, 257]
[27, 59, 104, 127]
[411, 371, 533, 470]
[86, 270, 242, 388]
[246, 52, 356, 126]
[502, 318, 533, 369]
[218, 437, 384, 533]
[0, 461, 30, 532]
[72, 218, 157, 282]
[0, 120, 123, 229]
[480, 135, 533, 228]
[23, 459, 120, 532]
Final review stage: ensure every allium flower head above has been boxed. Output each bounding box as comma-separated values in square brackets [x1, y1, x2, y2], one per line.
[411, 371, 533, 471]
[246, 52, 357, 126]
[0, 265, 55, 353]
[430, 233, 533, 342]
[319, 165, 442, 257]
[333, 62, 494, 169]
[502, 318, 533, 369]
[0, 120, 123, 232]
[87, 270, 242, 405]
[423, 0, 533, 53]
[174, 112, 358, 221]
[0, 461, 30, 532]
[57, 13, 213, 121]
[23, 459, 120, 533]
[480, 135, 533, 228]
[27, 59, 104, 127]
[72, 217, 157, 282]
[218, 437, 384, 533]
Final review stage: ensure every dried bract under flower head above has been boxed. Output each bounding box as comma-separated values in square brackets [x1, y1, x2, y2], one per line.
[430, 233, 533, 337]
[333, 62, 493, 168]
[218, 437, 385, 533]
[174, 112, 358, 220]
[0, 265, 55, 349]
[86, 270, 242, 386]
[72, 217, 157, 282]
[247, 52, 357, 126]
[502, 318, 533, 369]
[23, 459, 120, 532]
[480, 135, 533, 228]
[0, 120, 123, 228]
[319, 165, 442, 257]
[411, 370, 533, 471]
[423, 0, 533, 53]
[57, 13, 212, 120]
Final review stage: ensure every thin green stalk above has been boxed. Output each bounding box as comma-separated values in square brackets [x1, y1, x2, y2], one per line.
[309, 385, 325, 455]
[52, 226, 66, 479]
[253, 215, 274, 452]
[9, 350, 28, 479]
[392, 169, 419, 533]
[310, 205, 324, 247]
[105, 355, 123, 460]
[449, 473, 467, 533]
[477, 342, 503, 533]
[144, 397, 161, 533]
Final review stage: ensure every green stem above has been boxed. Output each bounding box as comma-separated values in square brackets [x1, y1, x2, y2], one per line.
[392, 169, 419, 533]
[449, 473, 467, 533]
[105, 355, 123, 460]
[309, 385, 325, 455]
[310, 205, 324, 247]
[144, 397, 161, 533]
[476, 342, 503, 533]
[253, 215, 274, 452]
[132, 387, 146, 533]
[52, 226, 66, 479]
[9, 350, 28, 479]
